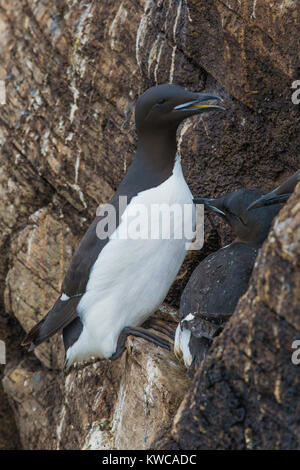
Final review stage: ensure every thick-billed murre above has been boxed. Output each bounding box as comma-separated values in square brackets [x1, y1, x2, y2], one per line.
[174, 189, 281, 373]
[22, 84, 223, 368]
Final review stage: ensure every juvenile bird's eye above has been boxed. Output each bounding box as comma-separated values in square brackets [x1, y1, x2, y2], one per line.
[157, 98, 166, 104]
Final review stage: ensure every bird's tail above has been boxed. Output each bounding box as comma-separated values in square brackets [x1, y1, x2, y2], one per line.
[21, 295, 81, 351]
[21, 317, 46, 351]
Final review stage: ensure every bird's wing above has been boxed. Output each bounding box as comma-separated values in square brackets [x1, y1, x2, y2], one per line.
[22, 210, 114, 350]
[61, 216, 109, 296]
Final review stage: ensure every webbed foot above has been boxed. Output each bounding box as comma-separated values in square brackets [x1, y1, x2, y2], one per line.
[109, 326, 171, 361]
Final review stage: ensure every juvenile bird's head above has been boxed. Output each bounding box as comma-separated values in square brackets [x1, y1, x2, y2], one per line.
[194, 189, 281, 246]
[135, 84, 224, 135]
[247, 170, 300, 211]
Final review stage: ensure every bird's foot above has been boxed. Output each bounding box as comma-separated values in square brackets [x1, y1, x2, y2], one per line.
[143, 318, 175, 340]
[109, 326, 171, 361]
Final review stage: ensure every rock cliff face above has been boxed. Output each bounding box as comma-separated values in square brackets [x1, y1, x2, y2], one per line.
[0, 0, 299, 449]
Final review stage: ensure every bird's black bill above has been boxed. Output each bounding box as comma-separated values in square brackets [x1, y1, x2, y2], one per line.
[174, 93, 225, 113]
[247, 193, 290, 211]
[194, 197, 226, 217]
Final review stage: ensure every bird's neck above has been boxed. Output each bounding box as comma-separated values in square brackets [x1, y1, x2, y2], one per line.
[136, 128, 178, 176]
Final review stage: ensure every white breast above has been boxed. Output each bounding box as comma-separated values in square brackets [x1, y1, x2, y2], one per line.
[66, 156, 195, 365]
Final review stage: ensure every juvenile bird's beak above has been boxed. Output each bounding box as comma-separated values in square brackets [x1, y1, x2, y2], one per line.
[174, 93, 225, 113]
[193, 197, 226, 217]
[247, 192, 290, 211]
[248, 171, 300, 210]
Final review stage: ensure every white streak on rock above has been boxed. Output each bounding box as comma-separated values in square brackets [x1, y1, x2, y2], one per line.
[136, 15, 149, 68]
[69, 76, 80, 123]
[27, 228, 37, 260]
[58, 117, 64, 133]
[169, 45, 177, 83]
[75, 155, 80, 184]
[41, 129, 50, 156]
[173, 1, 182, 43]
[178, 120, 191, 154]
[65, 132, 74, 142]
[147, 36, 160, 77]
[70, 183, 87, 208]
[56, 405, 66, 449]
[111, 383, 127, 439]
[109, 3, 128, 50]
[279, 0, 295, 13]
[169, 0, 182, 82]
[83, 422, 112, 450]
[144, 0, 154, 13]
[136, 0, 156, 69]
[154, 39, 164, 84]
[143, 357, 157, 410]
[185, 0, 193, 23]
[77, 2, 92, 36]
[70, 103, 78, 123]
[251, 0, 257, 19]
[67, 2, 94, 123]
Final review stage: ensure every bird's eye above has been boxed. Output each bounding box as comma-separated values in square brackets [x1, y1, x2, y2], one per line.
[157, 98, 166, 104]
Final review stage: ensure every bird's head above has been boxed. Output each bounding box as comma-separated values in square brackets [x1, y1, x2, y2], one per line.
[194, 189, 281, 246]
[135, 84, 224, 134]
[247, 170, 300, 211]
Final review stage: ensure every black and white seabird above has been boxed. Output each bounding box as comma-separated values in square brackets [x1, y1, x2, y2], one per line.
[22, 84, 224, 368]
[174, 189, 281, 373]
[247, 170, 300, 211]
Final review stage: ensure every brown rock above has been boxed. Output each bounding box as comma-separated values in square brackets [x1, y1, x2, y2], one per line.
[3, 358, 62, 450]
[180, 0, 300, 111]
[4, 204, 81, 369]
[3, 333, 189, 450]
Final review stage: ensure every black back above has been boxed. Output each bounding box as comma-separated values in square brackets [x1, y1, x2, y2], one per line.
[180, 242, 258, 320]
